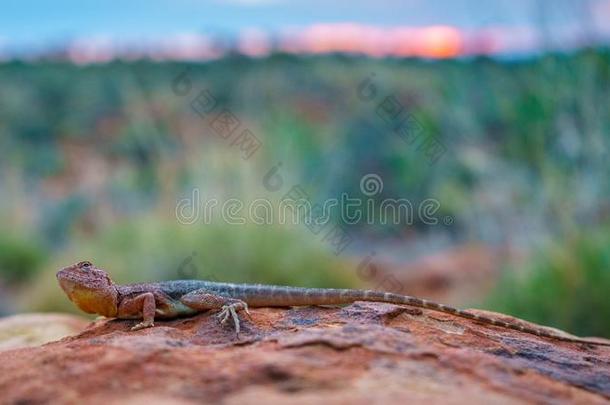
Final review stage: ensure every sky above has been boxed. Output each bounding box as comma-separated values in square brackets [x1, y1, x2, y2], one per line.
[1, 0, 609, 57]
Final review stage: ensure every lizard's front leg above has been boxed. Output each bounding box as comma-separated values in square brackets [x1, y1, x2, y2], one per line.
[118, 292, 156, 331]
[180, 290, 251, 336]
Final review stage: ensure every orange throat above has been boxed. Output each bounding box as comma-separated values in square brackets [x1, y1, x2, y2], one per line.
[70, 287, 117, 317]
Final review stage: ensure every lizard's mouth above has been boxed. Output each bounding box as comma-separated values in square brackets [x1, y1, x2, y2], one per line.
[57, 278, 80, 302]
[57, 271, 77, 294]
[56, 271, 89, 302]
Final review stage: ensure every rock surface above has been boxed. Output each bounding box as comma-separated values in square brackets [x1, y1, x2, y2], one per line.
[0, 304, 609, 404]
[0, 313, 89, 351]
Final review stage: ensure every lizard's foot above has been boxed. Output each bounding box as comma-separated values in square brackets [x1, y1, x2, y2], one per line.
[216, 301, 249, 336]
[131, 321, 154, 331]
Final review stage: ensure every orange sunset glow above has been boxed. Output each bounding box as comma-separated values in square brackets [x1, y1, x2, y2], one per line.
[57, 23, 529, 64]
[417, 26, 462, 58]
[280, 23, 466, 58]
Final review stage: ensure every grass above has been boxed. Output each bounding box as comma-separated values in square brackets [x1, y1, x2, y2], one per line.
[0, 232, 47, 284]
[485, 225, 610, 338]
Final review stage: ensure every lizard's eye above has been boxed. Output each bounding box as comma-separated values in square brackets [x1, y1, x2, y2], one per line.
[78, 261, 92, 270]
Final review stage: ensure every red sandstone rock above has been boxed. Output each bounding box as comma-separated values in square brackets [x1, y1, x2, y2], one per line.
[0, 303, 608, 404]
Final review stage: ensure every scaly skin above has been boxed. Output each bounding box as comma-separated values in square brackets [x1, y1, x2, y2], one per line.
[57, 260, 610, 345]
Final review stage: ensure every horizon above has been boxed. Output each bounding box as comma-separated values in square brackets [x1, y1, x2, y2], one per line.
[2, 0, 610, 61]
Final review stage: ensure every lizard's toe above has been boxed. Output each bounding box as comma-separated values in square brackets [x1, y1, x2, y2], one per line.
[242, 304, 252, 320]
[217, 306, 231, 324]
[215, 304, 243, 335]
[131, 321, 154, 331]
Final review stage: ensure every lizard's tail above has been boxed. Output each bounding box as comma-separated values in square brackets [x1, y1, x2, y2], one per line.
[356, 290, 610, 347]
[241, 285, 610, 346]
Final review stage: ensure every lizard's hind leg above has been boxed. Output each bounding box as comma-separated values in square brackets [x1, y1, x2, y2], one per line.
[180, 289, 250, 336]
[216, 301, 250, 335]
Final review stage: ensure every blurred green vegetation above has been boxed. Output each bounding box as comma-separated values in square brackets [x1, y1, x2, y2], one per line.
[0, 232, 46, 284]
[0, 50, 609, 336]
[487, 225, 610, 337]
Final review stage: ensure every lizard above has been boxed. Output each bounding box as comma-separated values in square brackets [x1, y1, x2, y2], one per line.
[57, 260, 610, 346]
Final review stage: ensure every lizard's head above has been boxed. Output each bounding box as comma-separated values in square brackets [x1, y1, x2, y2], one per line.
[56, 261, 118, 317]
